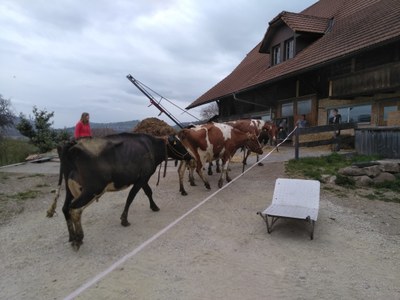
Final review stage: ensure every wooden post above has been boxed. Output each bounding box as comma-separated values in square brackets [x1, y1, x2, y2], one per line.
[295, 127, 299, 159]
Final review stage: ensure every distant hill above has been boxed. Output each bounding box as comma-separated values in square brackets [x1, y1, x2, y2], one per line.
[62, 120, 141, 134]
[2, 119, 141, 139]
[2, 119, 199, 139]
[1, 117, 27, 139]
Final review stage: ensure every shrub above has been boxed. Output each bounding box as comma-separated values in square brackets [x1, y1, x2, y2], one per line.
[0, 138, 38, 166]
[335, 174, 355, 187]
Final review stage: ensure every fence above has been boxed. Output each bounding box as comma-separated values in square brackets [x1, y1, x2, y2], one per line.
[355, 127, 400, 158]
[293, 123, 357, 159]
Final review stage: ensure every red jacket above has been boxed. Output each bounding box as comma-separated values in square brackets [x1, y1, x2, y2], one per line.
[74, 121, 92, 139]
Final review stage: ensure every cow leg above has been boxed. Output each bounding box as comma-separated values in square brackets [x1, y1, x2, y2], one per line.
[67, 189, 98, 249]
[141, 182, 160, 212]
[69, 208, 84, 251]
[188, 159, 196, 186]
[215, 159, 221, 173]
[62, 189, 75, 243]
[218, 160, 230, 188]
[195, 163, 210, 190]
[242, 148, 250, 165]
[257, 154, 264, 166]
[188, 166, 195, 186]
[208, 161, 213, 175]
[177, 160, 188, 196]
[120, 179, 157, 227]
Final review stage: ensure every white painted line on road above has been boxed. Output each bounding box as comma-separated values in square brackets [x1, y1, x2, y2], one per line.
[63, 132, 296, 300]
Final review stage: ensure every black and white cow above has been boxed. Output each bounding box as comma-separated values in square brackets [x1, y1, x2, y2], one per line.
[47, 133, 189, 250]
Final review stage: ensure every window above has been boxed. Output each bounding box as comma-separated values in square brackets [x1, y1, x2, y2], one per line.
[297, 99, 311, 115]
[281, 102, 293, 117]
[284, 38, 294, 60]
[328, 104, 372, 124]
[272, 45, 281, 65]
[383, 106, 397, 121]
[261, 114, 272, 121]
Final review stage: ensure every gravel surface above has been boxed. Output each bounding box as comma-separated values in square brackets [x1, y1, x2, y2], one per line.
[0, 146, 399, 300]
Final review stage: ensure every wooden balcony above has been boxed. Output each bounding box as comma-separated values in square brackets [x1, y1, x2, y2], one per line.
[330, 62, 400, 98]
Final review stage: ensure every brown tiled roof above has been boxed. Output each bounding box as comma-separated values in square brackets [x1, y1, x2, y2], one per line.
[280, 12, 330, 33]
[187, 0, 400, 109]
[260, 12, 331, 53]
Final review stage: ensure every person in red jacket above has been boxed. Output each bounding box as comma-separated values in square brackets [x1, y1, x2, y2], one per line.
[74, 112, 92, 140]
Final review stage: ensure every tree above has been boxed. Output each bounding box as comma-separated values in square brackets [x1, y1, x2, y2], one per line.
[16, 106, 58, 153]
[0, 94, 16, 137]
[199, 102, 219, 121]
[55, 128, 72, 143]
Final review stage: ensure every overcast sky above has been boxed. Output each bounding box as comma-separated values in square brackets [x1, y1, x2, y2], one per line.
[0, 0, 316, 128]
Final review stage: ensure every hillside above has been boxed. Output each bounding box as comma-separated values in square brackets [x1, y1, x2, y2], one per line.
[2, 118, 198, 139]
[2, 119, 141, 139]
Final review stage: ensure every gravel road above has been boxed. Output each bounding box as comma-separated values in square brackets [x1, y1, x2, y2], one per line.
[0, 146, 399, 300]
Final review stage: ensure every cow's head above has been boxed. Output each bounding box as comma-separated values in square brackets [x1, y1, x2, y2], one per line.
[167, 135, 192, 161]
[263, 122, 278, 145]
[258, 130, 270, 145]
[245, 133, 263, 154]
[57, 140, 77, 160]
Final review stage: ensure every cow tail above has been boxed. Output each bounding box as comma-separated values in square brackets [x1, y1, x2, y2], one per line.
[163, 146, 168, 178]
[46, 185, 61, 218]
[47, 169, 63, 218]
[156, 140, 169, 186]
[162, 140, 168, 179]
[155, 160, 167, 186]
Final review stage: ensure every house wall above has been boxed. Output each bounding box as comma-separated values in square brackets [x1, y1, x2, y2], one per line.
[218, 40, 400, 132]
[318, 95, 400, 126]
[269, 25, 293, 48]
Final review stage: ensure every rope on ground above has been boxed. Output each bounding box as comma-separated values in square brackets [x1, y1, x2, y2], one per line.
[256, 126, 298, 165]
[63, 126, 299, 300]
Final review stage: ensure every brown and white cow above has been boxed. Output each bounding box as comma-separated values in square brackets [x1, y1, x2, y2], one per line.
[177, 122, 263, 190]
[226, 119, 278, 166]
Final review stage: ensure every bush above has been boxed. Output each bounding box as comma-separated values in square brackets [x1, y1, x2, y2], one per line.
[335, 174, 355, 187]
[16, 106, 58, 153]
[0, 138, 38, 166]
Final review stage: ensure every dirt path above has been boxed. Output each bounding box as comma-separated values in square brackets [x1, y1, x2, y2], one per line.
[0, 150, 399, 299]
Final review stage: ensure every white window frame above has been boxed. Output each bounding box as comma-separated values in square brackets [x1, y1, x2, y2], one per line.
[272, 45, 281, 65]
[284, 38, 294, 60]
[281, 102, 293, 117]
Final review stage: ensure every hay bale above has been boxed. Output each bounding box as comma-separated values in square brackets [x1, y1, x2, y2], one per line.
[299, 132, 332, 143]
[132, 117, 177, 137]
[388, 111, 400, 126]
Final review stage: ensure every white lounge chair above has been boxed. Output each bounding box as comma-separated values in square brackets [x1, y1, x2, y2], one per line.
[257, 178, 320, 239]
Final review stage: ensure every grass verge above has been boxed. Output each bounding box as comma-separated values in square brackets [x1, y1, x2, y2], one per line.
[285, 152, 400, 203]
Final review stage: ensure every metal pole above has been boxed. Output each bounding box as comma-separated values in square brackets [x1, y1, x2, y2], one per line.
[126, 74, 184, 129]
[295, 127, 299, 159]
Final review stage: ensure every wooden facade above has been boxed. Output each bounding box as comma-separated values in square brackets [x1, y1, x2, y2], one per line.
[187, 1, 400, 157]
[218, 39, 400, 134]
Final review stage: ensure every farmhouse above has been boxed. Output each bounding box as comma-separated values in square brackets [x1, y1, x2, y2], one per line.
[187, 0, 400, 135]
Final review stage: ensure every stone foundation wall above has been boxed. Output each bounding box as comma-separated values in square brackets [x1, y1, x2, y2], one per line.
[338, 161, 400, 186]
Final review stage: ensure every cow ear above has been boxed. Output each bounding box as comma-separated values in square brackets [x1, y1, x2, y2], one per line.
[102, 140, 122, 152]
[177, 130, 186, 140]
[110, 140, 123, 147]
[168, 135, 177, 145]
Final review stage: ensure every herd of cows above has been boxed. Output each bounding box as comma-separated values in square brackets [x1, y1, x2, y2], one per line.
[46, 119, 278, 250]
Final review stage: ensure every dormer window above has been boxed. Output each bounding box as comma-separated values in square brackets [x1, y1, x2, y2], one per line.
[272, 45, 281, 65]
[260, 11, 330, 65]
[284, 38, 294, 60]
